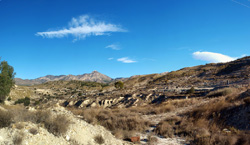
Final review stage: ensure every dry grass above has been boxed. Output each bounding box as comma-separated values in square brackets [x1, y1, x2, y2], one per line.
[170, 99, 199, 108]
[1, 105, 70, 136]
[207, 88, 235, 98]
[69, 107, 150, 139]
[128, 103, 174, 115]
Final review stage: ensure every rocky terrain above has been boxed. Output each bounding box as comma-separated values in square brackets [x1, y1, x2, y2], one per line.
[2, 56, 250, 145]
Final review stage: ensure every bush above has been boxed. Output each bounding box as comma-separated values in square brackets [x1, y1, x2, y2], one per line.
[13, 132, 24, 145]
[154, 121, 174, 138]
[0, 110, 12, 128]
[148, 135, 158, 145]
[29, 127, 38, 135]
[34, 100, 40, 106]
[69, 108, 150, 139]
[207, 88, 233, 98]
[115, 81, 124, 89]
[0, 60, 15, 102]
[94, 135, 105, 144]
[188, 87, 195, 94]
[44, 114, 71, 136]
[15, 97, 30, 106]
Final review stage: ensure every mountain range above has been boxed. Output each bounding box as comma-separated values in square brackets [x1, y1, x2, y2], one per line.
[15, 71, 112, 86]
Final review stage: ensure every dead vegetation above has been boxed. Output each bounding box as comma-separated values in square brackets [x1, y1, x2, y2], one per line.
[151, 87, 250, 145]
[94, 135, 105, 144]
[0, 110, 12, 128]
[0, 105, 70, 136]
[69, 107, 150, 140]
[207, 87, 235, 98]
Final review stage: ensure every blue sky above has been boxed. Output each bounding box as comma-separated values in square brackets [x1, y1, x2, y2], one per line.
[1, 0, 250, 79]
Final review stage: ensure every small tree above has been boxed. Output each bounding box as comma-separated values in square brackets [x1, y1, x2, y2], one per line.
[0, 60, 15, 103]
[188, 87, 195, 94]
[115, 81, 124, 89]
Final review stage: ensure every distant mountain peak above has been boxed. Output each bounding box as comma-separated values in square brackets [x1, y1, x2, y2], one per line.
[15, 71, 112, 86]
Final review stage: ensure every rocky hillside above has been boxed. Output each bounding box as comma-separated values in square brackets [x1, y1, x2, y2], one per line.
[15, 71, 112, 86]
[5, 56, 250, 145]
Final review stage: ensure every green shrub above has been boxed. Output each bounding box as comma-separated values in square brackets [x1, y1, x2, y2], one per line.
[187, 87, 195, 94]
[0, 60, 15, 103]
[115, 81, 124, 89]
[15, 97, 30, 106]
[34, 100, 40, 105]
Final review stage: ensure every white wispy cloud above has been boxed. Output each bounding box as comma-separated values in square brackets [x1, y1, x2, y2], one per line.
[36, 15, 126, 40]
[105, 44, 121, 50]
[108, 57, 114, 60]
[192, 51, 236, 63]
[232, 0, 250, 8]
[117, 57, 136, 63]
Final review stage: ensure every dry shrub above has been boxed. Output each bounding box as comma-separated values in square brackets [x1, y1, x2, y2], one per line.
[29, 127, 38, 135]
[15, 123, 24, 130]
[163, 115, 181, 125]
[13, 132, 24, 145]
[147, 135, 158, 145]
[207, 88, 234, 98]
[94, 135, 105, 144]
[188, 98, 230, 121]
[114, 129, 125, 139]
[35, 110, 70, 136]
[69, 108, 149, 140]
[0, 110, 12, 128]
[35, 110, 51, 123]
[175, 117, 195, 138]
[7, 105, 36, 123]
[205, 134, 238, 145]
[156, 104, 174, 114]
[129, 103, 174, 115]
[44, 114, 71, 136]
[170, 98, 198, 108]
[154, 121, 174, 138]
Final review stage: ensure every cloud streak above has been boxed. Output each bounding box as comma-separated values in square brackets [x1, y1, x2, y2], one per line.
[36, 15, 126, 40]
[117, 57, 136, 63]
[232, 0, 250, 8]
[192, 51, 236, 63]
[106, 44, 121, 50]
